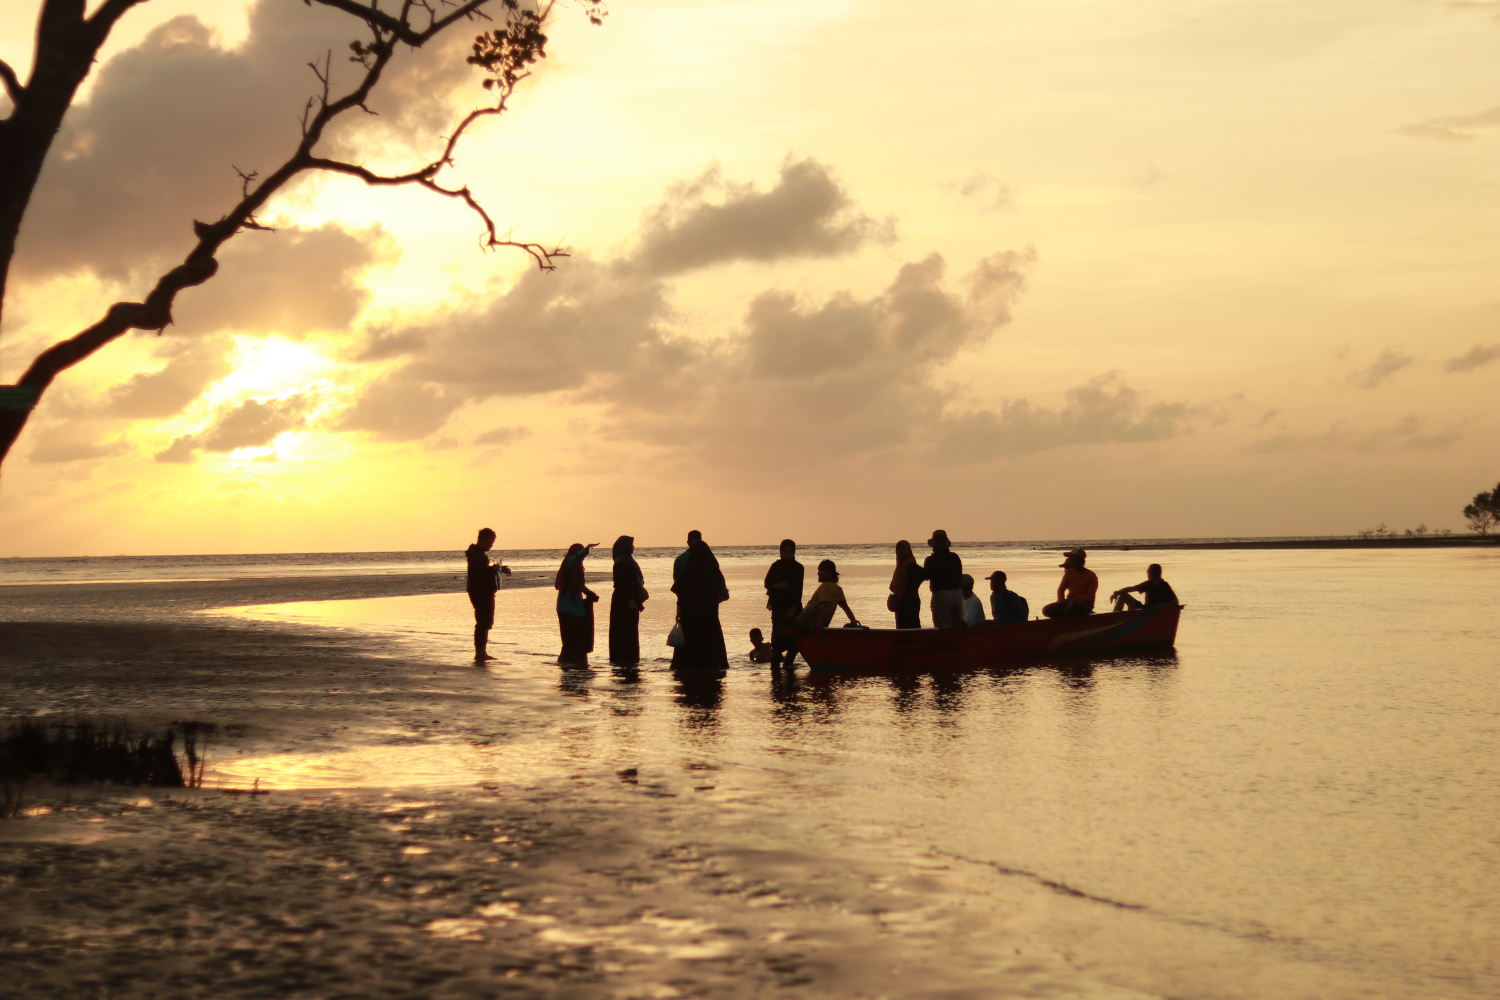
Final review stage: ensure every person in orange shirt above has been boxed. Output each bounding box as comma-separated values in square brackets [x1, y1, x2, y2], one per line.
[1042, 547, 1097, 618]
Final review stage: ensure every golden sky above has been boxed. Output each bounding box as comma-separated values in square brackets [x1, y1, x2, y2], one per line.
[1, 0, 1496, 556]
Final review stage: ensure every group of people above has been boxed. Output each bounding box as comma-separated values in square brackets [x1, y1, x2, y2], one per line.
[463, 527, 1178, 667]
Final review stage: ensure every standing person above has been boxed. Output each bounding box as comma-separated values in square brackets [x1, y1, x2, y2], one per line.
[1110, 563, 1178, 612]
[1042, 547, 1098, 619]
[465, 528, 510, 662]
[986, 570, 1030, 623]
[609, 535, 649, 665]
[555, 542, 600, 665]
[763, 538, 804, 666]
[961, 574, 986, 626]
[671, 530, 730, 672]
[889, 539, 926, 629]
[924, 529, 965, 629]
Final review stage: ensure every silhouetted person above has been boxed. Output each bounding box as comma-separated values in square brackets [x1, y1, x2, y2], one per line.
[763, 538, 804, 667]
[986, 570, 1029, 623]
[465, 527, 510, 662]
[556, 542, 599, 665]
[1043, 547, 1097, 619]
[889, 539, 926, 629]
[748, 628, 774, 663]
[783, 559, 860, 668]
[671, 530, 729, 672]
[1111, 563, 1178, 612]
[925, 529, 965, 629]
[609, 535, 648, 665]
[961, 573, 985, 626]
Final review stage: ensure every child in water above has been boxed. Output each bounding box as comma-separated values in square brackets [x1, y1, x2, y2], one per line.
[793, 559, 862, 629]
[748, 628, 774, 662]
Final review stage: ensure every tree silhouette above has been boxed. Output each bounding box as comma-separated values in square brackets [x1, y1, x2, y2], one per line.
[0, 0, 603, 466]
[1462, 482, 1500, 536]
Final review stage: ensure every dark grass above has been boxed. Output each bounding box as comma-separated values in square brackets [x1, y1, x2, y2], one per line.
[1, 718, 217, 816]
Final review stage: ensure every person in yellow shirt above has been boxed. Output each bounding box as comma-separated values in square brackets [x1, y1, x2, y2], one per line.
[795, 559, 862, 628]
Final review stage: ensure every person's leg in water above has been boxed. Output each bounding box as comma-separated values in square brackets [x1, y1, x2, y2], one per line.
[470, 591, 497, 661]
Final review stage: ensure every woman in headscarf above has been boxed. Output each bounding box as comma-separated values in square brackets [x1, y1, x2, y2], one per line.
[609, 535, 648, 665]
[670, 529, 729, 672]
[555, 542, 599, 665]
[889, 539, 926, 629]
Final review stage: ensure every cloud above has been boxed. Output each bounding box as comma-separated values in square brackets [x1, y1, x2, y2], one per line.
[94, 336, 234, 419]
[1349, 349, 1415, 388]
[930, 373, 1199, 465]
[334, 379, 466, 442]
[14, 0, 470, 281]
[154, 391, 315, 462]
[1246, 416, 1459, 454]
[944, 173, 1014, 212]
[1399, 105, 1500, 142]
[1444, 343, 1500, 373]
[631, 158, 895, 276]
[473, 426, 531, 446]
[170, 225, 386, 337]
[27, 424, 131, 464]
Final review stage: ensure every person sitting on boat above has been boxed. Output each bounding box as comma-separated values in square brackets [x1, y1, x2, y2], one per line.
[1110, 563, 1178, 612]
[748, 628, 774, 663]
[794, 559, 862, 629]
[1042, 547, 1097, 619]
[986, 570, 1030, 623]
[961, 574, 986, 626]
[924, 529, 965, 629]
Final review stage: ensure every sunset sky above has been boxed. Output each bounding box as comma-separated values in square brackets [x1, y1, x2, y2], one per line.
[1, 0, 1496, 556]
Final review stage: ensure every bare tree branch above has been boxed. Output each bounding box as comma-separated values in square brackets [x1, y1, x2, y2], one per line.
[2, 0, 600, 464]
[0, 59, 21, 105]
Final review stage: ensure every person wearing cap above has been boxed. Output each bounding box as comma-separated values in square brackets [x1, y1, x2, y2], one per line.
[1042, 547, 1097, 619]
[924, 529, 965, 629]
[987, 570, 1030, 624]
[961, 574, 986, 627]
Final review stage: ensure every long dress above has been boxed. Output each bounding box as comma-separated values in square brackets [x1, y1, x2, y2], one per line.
[895, 562, 926, 629]
[556, 547, 595, 664]
[670, 541, 729, 672]
[609, 556, 646, 664]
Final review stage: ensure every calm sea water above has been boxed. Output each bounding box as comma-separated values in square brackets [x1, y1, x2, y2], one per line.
[123, 545, 1500, 996]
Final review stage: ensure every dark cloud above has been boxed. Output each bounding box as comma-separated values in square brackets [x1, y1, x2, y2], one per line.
[930, 373, 1198, 465]
[1245, 416, 1459, 454]
[473, 426, 531, 446]
[1349, 349, 1415, 388]
[155, 391, 315, 462]
[1399, 105, 1500, 142]
[631, 159, 895, 276]
[334, 379, 465, 442]
[98, 336, 234, 418]
[27, 424, 130, 464]
[15, 0, 472, 281]
[1444, 342, 1500, 373]
[171, 225, 384, 337]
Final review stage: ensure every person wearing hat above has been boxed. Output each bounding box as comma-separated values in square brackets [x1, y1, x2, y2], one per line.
[1043, 547, 1097, 619]
[924, 529, 966, 629]
[986, 570, 1030, 623]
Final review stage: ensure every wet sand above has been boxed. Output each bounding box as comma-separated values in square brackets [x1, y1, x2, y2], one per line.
[1, 581, 1145, 1000]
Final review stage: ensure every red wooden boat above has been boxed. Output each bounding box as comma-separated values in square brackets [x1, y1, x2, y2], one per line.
[783, 604, 1183, 672]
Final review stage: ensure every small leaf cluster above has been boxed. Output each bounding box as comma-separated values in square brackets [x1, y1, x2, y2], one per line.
[468, 2, 549, 92]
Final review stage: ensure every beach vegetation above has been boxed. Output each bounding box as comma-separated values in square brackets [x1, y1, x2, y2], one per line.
[1462, 483, 1500, 537]
[0, 0, 606, 467]
[0, 717, 216, 816]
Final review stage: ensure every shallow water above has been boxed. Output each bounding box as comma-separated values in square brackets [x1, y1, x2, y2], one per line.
[210, 545, 1500, 999]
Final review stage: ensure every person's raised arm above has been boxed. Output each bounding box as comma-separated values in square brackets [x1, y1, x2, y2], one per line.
[838, 595, 861, 627]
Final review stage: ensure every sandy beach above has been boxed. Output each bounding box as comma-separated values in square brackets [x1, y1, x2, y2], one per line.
[1, 575, 1148, 1000]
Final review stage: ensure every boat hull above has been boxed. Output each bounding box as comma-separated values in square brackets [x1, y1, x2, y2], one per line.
[788, 604, 1183, 672]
